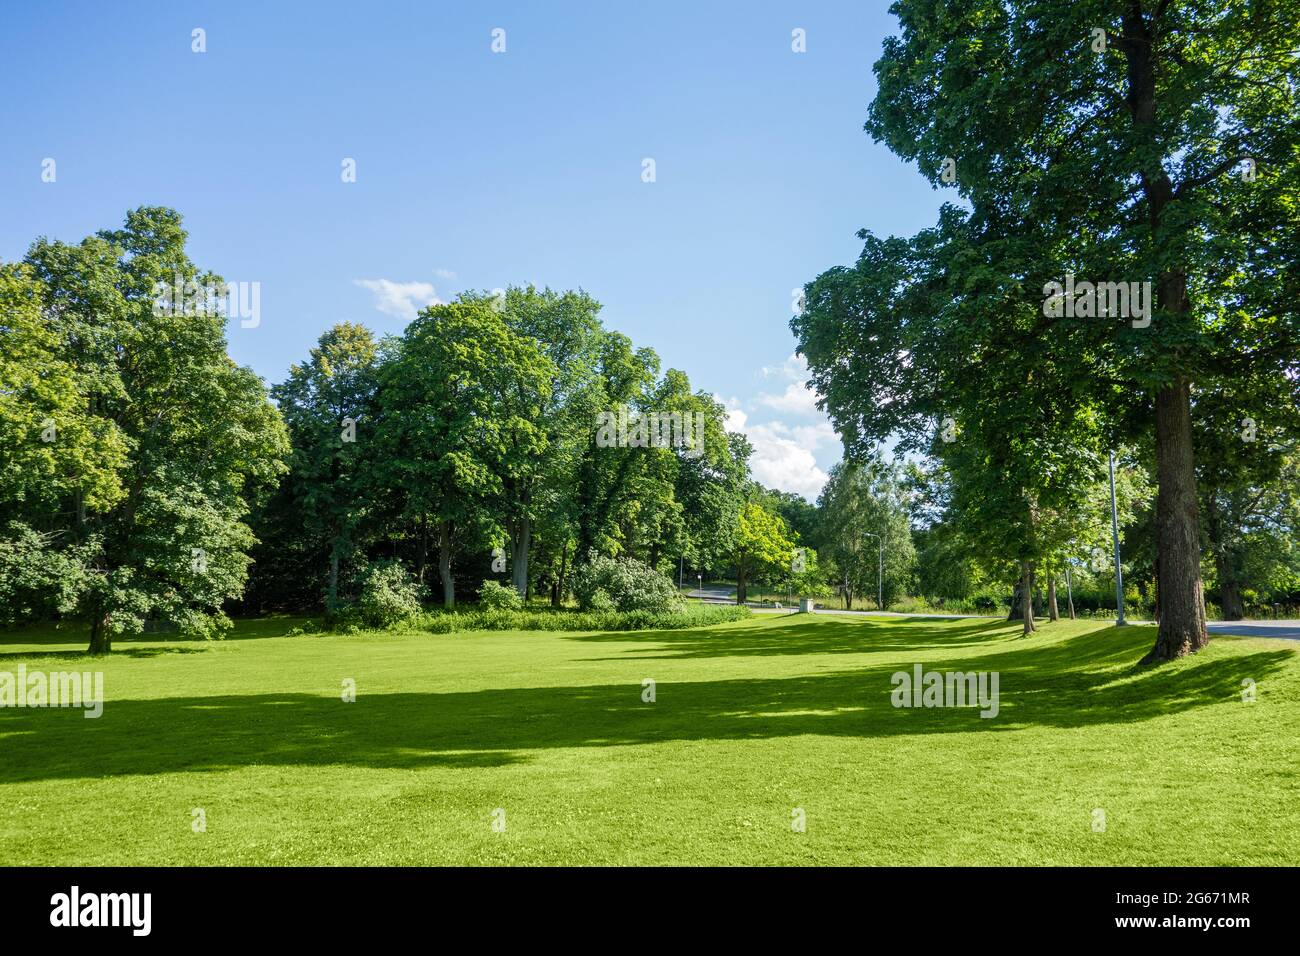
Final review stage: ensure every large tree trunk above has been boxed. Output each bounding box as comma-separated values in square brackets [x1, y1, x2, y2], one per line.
[87, 612, 111, 655]
[737, 568, 747, 605]
[438, 520, 454, 608]
[328, 553, 340, 606]
[511, 519, 530, 599]
[1144, 378, 1208, 661]
[1019, 560, 1036, 636]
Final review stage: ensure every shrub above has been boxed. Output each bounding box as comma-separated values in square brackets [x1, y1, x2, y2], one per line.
[348, 561, 425, 628]
[571, 552, 683, 613]
[416, 603, 749, 635]
[478, 579, 523, 610]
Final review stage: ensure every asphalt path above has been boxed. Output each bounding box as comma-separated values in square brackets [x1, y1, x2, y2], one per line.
[687, 586, 1300, 640]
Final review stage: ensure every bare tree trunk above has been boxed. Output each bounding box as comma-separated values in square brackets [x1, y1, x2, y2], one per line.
[87, 611, 111, 655]
[1144, 378, 1208, 661]
[328, 553, 339, 606]
[1020, 560, 1036, 635]
[737, 568, 747, 605]
[438, 520, 454, 608]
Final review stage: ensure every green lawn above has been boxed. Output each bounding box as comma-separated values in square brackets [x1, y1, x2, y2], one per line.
[1, 613, 1296, 865]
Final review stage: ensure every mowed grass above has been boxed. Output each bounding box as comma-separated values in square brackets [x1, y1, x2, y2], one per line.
[1, 612, 1296, 866]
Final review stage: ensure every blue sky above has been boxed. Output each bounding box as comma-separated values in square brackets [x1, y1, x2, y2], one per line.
[0, 1, 942, 499]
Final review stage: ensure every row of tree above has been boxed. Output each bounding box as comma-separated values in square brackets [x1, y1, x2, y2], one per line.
[791, 0, 1299, 660]
[3, 195, 1292, 652]
[0, 207, 793, 648]
[250, 285, 756, 614]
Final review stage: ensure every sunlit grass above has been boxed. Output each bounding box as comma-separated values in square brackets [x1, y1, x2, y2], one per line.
[1, 613, 1295, 865]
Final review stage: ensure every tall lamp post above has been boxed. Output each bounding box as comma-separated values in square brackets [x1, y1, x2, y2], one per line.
[863, 532, 883, 611]
[1108, 449, 1127, 626]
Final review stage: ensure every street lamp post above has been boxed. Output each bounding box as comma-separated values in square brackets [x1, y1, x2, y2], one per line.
[863, 532, 883, 611]
[1108, 449, 1127, 626]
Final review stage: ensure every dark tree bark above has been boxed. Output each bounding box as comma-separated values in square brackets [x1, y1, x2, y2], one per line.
[438, 520, 455, 607]
[737, 568, 748, 605]
[1019, 560, 1036, 636]
[87, 612, 111, 655]
[1144, 377, 1208, 661]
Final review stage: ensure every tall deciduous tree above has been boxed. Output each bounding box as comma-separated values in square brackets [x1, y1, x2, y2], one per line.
[800, 0, 1299, 659]
[271, 323, 379, 608]
[729, 501, 795, 605]
[22, 208, 288, 652]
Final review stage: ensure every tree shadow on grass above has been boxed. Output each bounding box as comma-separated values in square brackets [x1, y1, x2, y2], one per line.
[571, 614, 1033, 661]
[0, 646, 212, 663]
[0, 628, 1289, 783]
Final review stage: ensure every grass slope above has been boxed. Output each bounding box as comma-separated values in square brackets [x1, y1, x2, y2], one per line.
[1, 613, 1296, 865]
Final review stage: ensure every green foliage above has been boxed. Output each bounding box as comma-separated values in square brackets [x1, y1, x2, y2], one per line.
[8, 208, 289, 651]
[729, 500, 796, 602]
[417, 602, 748, 635]
[817, 462, 916, 609]
[336, 561, 426, 630]
[478, 579, 524, 611]
[571, 552, 684, 613]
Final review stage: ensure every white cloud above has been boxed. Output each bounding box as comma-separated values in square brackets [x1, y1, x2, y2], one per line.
[434, 268, 457, 280]
[718, 367, 841, 500]
[756, 353, 821, 417]
[761, 353, 808, 381]
[714, 394, 748, 432]
[744, 422, 829, 500]
[353, 279, 440, 320]
[756, 380, 821, 417]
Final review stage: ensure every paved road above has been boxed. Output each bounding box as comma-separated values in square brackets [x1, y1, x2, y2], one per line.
[1207, 620, 1300, 640]
[687, 587, 1300, 639]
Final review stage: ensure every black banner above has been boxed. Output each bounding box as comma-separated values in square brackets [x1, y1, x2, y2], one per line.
[0, 867, 1282, 940]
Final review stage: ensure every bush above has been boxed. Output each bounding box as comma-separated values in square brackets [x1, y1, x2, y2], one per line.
[343, 561, 425, 629]
[478, 579, 523, 610]
[416, 603, 749, 635]
[571, 552, 683, 613]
